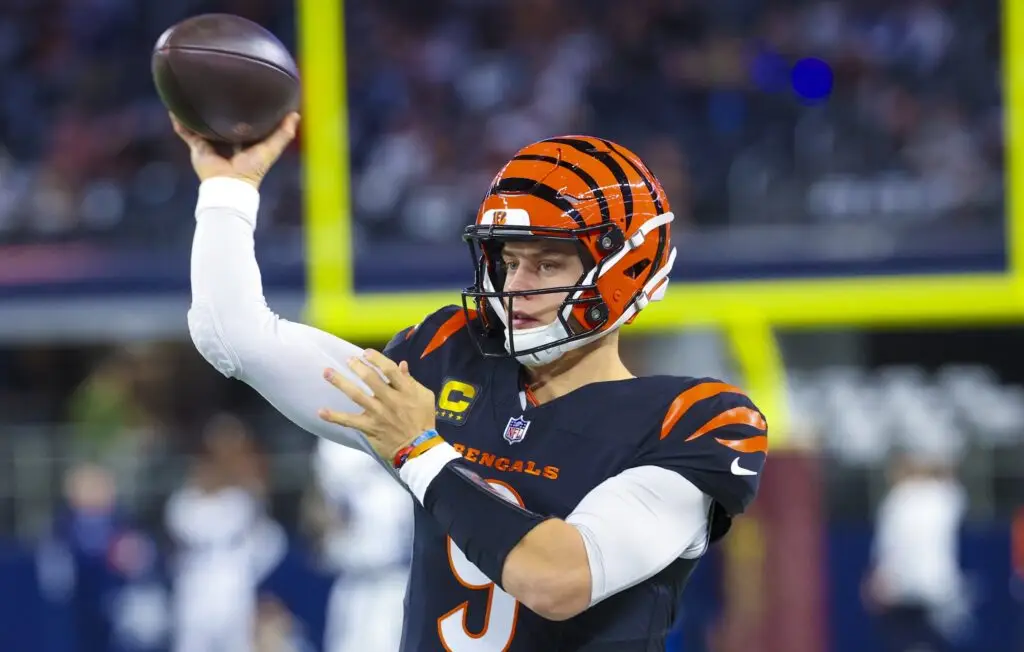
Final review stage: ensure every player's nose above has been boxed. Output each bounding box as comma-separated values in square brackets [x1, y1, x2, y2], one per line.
[503, 267, 536, 294]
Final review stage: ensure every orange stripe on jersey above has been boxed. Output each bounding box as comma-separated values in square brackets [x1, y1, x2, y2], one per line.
[420, 310, 477, 359]
[659, 382, 747, 440]
[684, 407, 767, 443]
[714, 435, 769, 455]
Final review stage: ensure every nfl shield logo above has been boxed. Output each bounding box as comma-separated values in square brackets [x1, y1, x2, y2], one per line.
[503, 415, 531, 445]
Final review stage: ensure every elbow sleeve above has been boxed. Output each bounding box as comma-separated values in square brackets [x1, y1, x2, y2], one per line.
[187, 301, 241, 378]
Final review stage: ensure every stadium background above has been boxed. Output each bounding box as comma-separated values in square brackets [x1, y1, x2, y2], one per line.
[0, 0, 1021, 650]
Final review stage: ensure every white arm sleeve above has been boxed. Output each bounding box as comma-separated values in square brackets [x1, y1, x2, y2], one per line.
[565, 465, 713, 606]
[188, 177, 383, 463]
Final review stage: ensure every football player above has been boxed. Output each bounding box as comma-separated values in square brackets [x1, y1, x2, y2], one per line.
[175, 112, 768, 651]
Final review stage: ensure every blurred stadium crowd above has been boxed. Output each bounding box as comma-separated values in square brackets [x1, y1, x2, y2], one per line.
[0, 0, 300, 245]
[0, 0, 1003, 247]
[345, 0, 1001, 243]
[0, 0, 1021, 651]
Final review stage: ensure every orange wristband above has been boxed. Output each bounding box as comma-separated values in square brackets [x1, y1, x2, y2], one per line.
[406, 434, 445, 462]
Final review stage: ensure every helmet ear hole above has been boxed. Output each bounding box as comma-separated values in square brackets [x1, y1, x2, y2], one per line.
[623, 258, 652, 279]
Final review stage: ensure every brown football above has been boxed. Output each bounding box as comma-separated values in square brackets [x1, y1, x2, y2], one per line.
[152, 14, 300, 146]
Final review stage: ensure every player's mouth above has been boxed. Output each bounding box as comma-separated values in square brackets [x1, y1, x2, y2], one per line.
[511, 311, 541, 329]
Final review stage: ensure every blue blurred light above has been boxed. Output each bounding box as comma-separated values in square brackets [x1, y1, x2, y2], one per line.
[791, 57, 833, 103]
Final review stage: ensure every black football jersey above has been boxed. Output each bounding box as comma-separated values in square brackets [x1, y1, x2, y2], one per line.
[383, 306, 767, 652]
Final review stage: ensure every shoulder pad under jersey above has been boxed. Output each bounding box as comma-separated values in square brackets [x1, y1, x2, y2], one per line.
[631, 377, 768, 516]
[383, 305, 479, 367]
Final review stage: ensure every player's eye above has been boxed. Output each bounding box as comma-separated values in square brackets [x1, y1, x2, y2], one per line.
[501, 259, 518, 272]
[538, 260, 561, 274]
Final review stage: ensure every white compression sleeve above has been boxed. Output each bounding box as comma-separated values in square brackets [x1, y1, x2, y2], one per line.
[565, 465, 712, 606]
[187, 177, 387, 466]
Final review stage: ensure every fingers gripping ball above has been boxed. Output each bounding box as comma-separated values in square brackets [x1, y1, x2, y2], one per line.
[152, 13, 300, 146]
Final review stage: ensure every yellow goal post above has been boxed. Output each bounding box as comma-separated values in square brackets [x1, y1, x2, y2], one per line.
[297, 0, 1024, 448]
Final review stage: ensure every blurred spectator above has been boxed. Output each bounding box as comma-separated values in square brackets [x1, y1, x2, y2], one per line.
[67, 351, 149, 460]
[164, 413, 285, 652]
[66, 344, 180, 520]
[53, 461, 172, 652]
[59, 462, 120, 558]
[863, 449, 970, 652]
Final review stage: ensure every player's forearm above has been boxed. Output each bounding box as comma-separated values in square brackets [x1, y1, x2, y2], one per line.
[400, 444, 593, 621]
[189, 176, 274, 355]
[501, 518, 592, 621]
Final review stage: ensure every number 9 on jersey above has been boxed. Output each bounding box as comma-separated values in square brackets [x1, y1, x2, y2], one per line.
[438, 481, 524, 651]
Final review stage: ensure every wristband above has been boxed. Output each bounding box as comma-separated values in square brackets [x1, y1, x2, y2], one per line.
[393, 429, 443, 469]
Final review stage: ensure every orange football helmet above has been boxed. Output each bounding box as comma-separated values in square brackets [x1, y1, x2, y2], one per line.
[461, 136, 677, 366]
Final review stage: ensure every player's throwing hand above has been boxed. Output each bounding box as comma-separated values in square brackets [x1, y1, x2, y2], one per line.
[318, 350, 438, 463]
[170, 112, 300, 189]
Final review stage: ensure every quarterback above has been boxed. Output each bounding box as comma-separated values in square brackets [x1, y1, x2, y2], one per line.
[175, 112, 768, 651]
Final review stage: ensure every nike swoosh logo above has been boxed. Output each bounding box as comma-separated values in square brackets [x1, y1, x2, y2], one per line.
[731, 457, 758, 476]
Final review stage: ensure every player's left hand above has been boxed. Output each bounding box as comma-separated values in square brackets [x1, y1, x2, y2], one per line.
[317, 350, 437, 463]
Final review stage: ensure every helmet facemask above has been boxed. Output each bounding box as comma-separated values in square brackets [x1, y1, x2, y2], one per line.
[462, 223, 622, 367]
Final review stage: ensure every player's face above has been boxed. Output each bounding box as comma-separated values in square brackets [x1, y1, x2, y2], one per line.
[500, 240, 584, 330]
